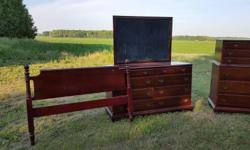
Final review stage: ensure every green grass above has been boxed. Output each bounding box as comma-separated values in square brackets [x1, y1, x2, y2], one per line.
[0, 37, 250, 150]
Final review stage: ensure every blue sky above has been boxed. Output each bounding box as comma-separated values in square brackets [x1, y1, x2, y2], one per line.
[23, 0, 250, 37]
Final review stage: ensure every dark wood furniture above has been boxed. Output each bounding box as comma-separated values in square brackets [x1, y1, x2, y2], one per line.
[24, 65, 133, 145]
[209, 39, 250, 113]
[106, 16, 193, 120]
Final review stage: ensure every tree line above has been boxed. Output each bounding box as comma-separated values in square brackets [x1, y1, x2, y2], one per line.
[43, 30, 113, 38]
[42, 30, 217, 41]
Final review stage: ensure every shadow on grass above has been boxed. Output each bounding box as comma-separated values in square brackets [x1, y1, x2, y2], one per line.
[0, 39, 112, 67]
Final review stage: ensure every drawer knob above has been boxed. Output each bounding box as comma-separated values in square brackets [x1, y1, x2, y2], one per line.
[146, 92, 151, 96]
[163, 70, 167, 73]
[227, 59, 232, 63]
[184, 88, 189, 92]
[159, 90, 164, 95]
[181, 68, 186, 72]
[221, 99, 226, 102]
[224, 74, 229, 77]
[158, 101, 165, 105]
[143, 71, 148, 75]
[185, 77, 189, 81]
[145, 80, 151, 84]
[223, 87, 228, 90]
[158, 79, 165, 83]
[233, 44, 239, 48]
[184, 99, 189, 103]
[228, 52, 233, 55]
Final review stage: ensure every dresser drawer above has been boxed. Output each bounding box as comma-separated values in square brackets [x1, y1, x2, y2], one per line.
[154, 85, 191, 98]
[132, 88, 153, 99]
[223, 49, 250, 58]
[219, 81, 250, 95]
[220, 67, 250, 81]
[130, 66, 191, 77]
[134, 95, 191, 112]
[222, 57, 250, 65]
[224, 41, 250, 49]
[132, 85, 191, 100]
[131, 74, 191, 88]
[217, 94, 250, 108]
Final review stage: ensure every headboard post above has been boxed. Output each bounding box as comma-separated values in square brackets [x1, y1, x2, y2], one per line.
[24, 64, 35, 145]
[126, 65, 133, 121]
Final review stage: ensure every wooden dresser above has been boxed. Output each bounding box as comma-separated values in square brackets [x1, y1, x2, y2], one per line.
[106, 62, 193, 120]
[106, 16, 193, 120]
[209, 39, 250, 113]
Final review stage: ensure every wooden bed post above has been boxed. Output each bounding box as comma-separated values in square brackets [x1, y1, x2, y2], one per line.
[126, 66, 133, 121]
[24, 64, 35, 145]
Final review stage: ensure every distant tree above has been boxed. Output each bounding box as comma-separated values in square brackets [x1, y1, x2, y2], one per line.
[0, 0, 37, 38]
[42, 31, 50, 36]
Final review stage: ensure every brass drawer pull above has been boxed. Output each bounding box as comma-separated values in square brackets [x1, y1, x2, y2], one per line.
[145, 80, 151, 84]
[181, 68, 186, 72]
[158, 101, 165, 105]
[221, 99, 226, 102]
[146, 92, 151, 96]
[224, 73, 229, 77]
[158, 79, 165, 83]
[159, 90, 164, 95]
[183, 99, 189, 103]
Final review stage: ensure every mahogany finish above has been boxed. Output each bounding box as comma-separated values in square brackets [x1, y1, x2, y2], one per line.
[25, 65, 133, 145]
[106, 62, 193, 120]
[209, 39, 250, 113]
[215, 39, 250, 65]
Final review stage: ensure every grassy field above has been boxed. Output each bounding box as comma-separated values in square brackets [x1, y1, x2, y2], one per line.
[0, 37, 250, 150]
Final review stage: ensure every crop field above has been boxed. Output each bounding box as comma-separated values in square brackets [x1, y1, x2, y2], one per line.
[0, 37, 250, 150]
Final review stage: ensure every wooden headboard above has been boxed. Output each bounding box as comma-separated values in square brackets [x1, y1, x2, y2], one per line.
[30, 66, 126, 100]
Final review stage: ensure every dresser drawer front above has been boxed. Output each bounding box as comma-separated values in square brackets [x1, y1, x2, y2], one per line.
[132, 85, 191, 100]
[223, 42, 250, 49]
[220, 67, 250, 81]
[132, 88, 153, 99]
[131, 74, 191, 88]
[222, 57, 250, 65]
[219, 81, 250, 95]
[154, 85, 191, 98]
[223, 49, 250, 58]
[217, 94, 250, 108]
[134, 96, 191, 112]
[130, 66, 191, 77]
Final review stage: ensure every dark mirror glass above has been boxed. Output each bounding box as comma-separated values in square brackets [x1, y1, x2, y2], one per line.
[114, 16, 172, 64]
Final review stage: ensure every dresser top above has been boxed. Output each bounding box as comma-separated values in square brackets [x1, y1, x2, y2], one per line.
[118, 61, 192, 69]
